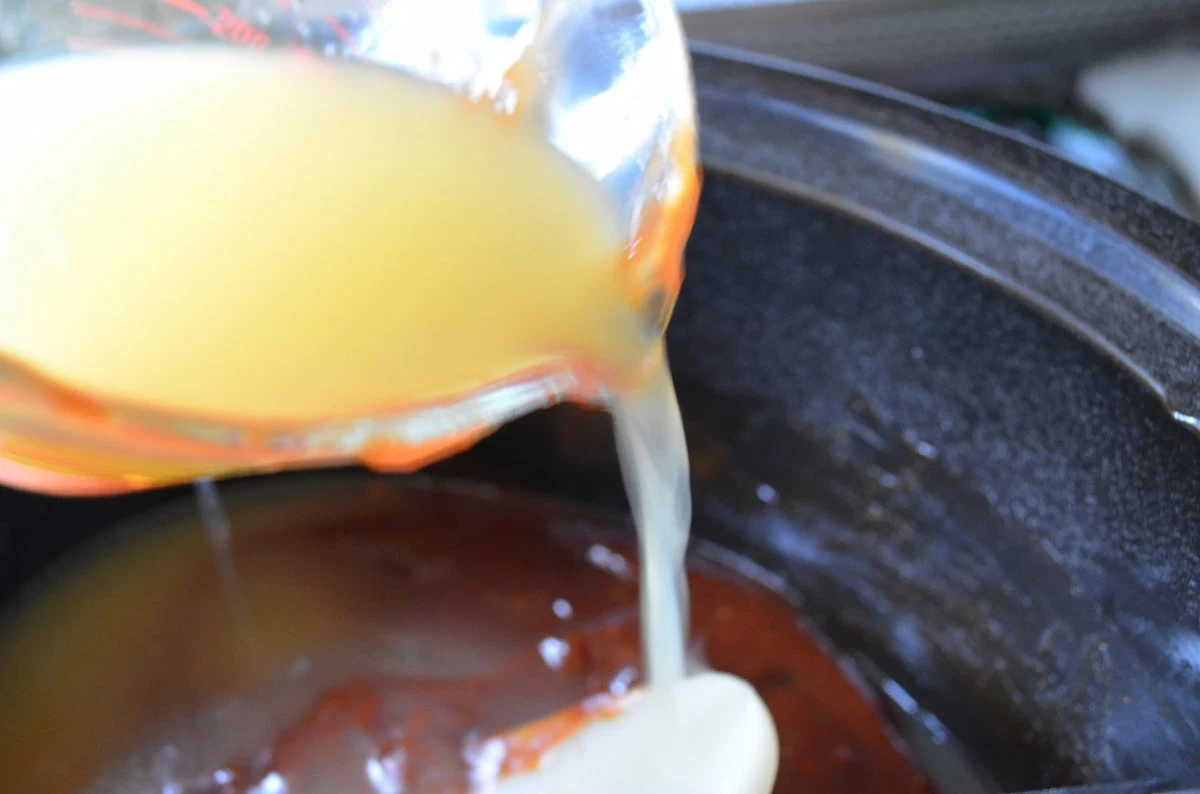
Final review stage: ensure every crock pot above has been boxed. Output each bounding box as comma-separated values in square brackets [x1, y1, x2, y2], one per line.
[2, 46, 1198, 791]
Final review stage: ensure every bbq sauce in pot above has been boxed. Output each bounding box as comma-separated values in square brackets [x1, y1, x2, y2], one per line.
[0, 480, 933, 794]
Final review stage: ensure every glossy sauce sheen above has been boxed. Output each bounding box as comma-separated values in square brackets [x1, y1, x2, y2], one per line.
[0, 482, 932, 794]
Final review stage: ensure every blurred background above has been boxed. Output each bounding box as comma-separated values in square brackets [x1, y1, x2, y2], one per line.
[678, 0, 1200, 217]
[4, 0, 1199, 215]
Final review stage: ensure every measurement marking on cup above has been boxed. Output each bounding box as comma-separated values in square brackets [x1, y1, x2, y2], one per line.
[210, 6, 270, 48]
[71, 1, 182, 41]
[323, 15, 353, 46]
[153, 0, 270, 48]
[159, 0, 210, 21]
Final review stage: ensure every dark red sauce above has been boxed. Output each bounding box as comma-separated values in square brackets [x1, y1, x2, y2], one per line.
[102, 481, 934, 794]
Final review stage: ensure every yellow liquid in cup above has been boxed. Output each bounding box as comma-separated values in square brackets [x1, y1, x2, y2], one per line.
[0, 43, 757, 794]
[0, 47, 690, 493]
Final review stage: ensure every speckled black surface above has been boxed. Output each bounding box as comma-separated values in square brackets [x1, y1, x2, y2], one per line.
[2, 51, 1200, 791]
[673, 176, 1200, 786]
[691, 48, 1200, 430]
[433, 172, 1200, 788]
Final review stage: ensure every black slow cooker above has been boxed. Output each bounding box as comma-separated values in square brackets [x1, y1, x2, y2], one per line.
[2, 47, 1198, 790]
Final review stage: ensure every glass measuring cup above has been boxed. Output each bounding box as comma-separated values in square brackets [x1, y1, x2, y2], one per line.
[0, 0, 699, 495]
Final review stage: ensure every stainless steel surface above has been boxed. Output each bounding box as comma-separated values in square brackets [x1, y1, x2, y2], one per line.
[680, 0, 1200, 101]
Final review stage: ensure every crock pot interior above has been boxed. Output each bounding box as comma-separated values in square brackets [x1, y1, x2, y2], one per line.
[441, 172, 1200, 789]
[676, 174, 1200, 787]
[2, 173, 1199, 791]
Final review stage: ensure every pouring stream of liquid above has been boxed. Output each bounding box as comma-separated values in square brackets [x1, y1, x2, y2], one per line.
[488, 359, 777, 793]
[0, 40, 776, 792]
[491, 672, 779, 794]
[612, 354, 691, 688]
[188, 354, 779, 793]
[194, 479, 258, 659]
